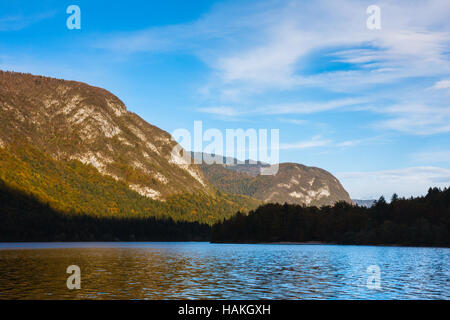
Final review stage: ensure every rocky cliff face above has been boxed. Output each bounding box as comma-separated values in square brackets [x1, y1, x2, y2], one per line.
[0, 71, 211, 200]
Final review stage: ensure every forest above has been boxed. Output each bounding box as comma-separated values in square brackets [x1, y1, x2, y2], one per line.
[211, 187, 450, 247]
[1, 143, 448, 245]
[0, 145, 260, 225]
[0, 180, 210, 241]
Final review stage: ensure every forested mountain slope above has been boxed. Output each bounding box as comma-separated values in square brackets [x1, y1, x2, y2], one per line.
[0, 71, 260, 225]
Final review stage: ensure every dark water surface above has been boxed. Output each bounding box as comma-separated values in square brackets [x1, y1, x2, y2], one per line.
[0, 242, 448, 299]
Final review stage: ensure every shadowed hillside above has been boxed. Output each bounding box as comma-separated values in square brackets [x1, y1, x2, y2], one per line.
[0, 179, 211, 242]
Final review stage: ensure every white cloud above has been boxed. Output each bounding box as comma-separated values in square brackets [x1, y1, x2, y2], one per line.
[95, 0, 450, 129]
[433, 79, 450, 90]
[0, 11, 55, 31]
[198, 98, 368, 118]
[277, 118, 307, 125]
[280, 135, 382, 151]
[411, 150, 450, 163]
[197, 106, 243, 117]
[335, 139, 364, 148]
[372, 104, 450, 135]
[336, 167, 450, 199]
[260, 98, 368, 115]
[215, 22, 314, 89]
[206, 0, 450, 95]
[198, 100, 450, 136]
[95, 1, 450, 82]
[280, 136, 331, 150]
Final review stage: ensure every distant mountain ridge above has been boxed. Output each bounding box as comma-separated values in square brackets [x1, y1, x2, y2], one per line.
[197, 153, 353, 207]
[352, 199, 376, 208]
[191, 152, 270, 177]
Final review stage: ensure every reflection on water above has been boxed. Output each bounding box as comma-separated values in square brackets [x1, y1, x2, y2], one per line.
[0, 242, 448, 299]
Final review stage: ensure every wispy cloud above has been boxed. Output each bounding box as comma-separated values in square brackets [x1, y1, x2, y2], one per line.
[94, 0, 450, 136]
[335, 139, 365, 148]
[197, 97, 368, 118]
[411, 150, 450, 164]
[260, 98, 368, 115]
[277, 118, 307, 125]
[432, 79, 450, 90]
[280, 136, 331, 150]
[197, 106, 243, 117]
[337, 167, 450, 199]
[372, 104, 450, 135]
[0, 11, 55, 31]
[279, 135, 382, 151]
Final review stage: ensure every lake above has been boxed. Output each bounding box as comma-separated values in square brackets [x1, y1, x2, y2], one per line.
[0, 242, 448, 299]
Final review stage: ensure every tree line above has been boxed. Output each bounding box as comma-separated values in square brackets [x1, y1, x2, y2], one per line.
[211, 187, 450, 247]
[1, 160, 448, 246]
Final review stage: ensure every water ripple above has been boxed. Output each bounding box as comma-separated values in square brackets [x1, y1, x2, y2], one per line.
[0, 243, 448, 299]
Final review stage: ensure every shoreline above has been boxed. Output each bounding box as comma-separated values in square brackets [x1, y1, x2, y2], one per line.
[0, 241, 448, 249]
[210, 241, 450, 248]
[259, 241, 331, 245]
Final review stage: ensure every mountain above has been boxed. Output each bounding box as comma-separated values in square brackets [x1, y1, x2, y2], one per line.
[352, 199, 376, 208]
[0, 71, 211, 200]
[0, 71, 260, 224]
[192, 152, 269, 177]
[198, 154, 352, 207]
[0, 70, 351, 228]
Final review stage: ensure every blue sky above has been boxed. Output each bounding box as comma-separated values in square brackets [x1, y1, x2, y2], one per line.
[1, 0, 450, 199]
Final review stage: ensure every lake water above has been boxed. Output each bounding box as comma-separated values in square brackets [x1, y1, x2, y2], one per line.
[0, 242, 448, 300]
